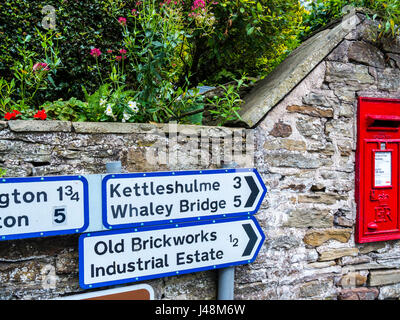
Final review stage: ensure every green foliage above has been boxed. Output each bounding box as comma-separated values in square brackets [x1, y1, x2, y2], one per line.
[207, 76, 247, 126]
[0, 78, 17, 114]
[41, 97, 88, 122]
[120, 0, 191, 122]
[0, 168, 6, 178]
[0, 0, 131, 103]
[301, 0, 400, 39]
[180, 0, 306, 84]
[82, 84, 142, 123]
[0, 0, 307, 125]
[9, 30, 62, 110]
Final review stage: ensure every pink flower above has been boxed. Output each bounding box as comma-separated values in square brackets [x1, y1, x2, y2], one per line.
[118, 17, 127, 26]
[33, 62, 50, 72]
[119, 49, 127, 55]
[107, 49, 113, 54]
[191, 0, 206, 10]
[90, 48, 102, 58]
[132, 9, 137, 16]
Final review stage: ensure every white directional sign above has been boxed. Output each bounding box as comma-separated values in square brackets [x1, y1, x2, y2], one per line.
[79, 216, 265, 289]
[102, 168, 267, 229]
[0, 176, 89, 240]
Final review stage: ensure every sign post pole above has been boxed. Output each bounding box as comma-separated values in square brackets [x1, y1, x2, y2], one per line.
[218, 162, 237, 300]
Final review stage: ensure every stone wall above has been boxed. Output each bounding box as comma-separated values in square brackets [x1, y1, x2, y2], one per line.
[0, 120, 252, 299]
[233, 14, 400, 300]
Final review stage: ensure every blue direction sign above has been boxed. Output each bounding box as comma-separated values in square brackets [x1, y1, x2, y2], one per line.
[0, 175, 89, 240]
[79, 216, 265, 289]
[102, 168, 267, 229]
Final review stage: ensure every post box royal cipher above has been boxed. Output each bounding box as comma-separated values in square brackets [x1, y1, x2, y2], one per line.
[356, 97, 400, 243]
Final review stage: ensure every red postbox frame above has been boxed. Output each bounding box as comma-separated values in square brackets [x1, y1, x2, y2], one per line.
[356, 97, 400, 243]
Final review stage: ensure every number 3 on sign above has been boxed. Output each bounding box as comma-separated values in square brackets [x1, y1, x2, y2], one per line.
[53, 206, 67, 225]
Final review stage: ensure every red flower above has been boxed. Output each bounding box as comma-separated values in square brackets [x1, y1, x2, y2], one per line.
[90, 48, 102, 58]
[12, 110, 21, 115]
[119, 48, 127, 55]
[34, 110, 47, 120]
[4, 112, 16, 121]
[118, 17, 127, 26]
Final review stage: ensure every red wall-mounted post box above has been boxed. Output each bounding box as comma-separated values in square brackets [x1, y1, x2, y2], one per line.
[356, 97, 400, 243]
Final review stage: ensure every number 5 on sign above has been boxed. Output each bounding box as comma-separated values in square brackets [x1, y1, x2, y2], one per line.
[53, 207, 67, 225]
[0, 176, 89, 240]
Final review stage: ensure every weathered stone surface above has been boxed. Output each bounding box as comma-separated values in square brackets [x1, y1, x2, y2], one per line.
[339, 272, 367, 287]
[286, 105, 333, 118]
[325, 61, 375, 86]
[264, 152, 328, 169]
[298, 193, 345, 205]
[359, 242, 386, 254]
[338, 287, 379, 300]
[387, 53, 400, 69]
[376, 68, 400, 91]
[302, 90, 339, 108]
[0, 121, 7, 130]
[269, 120, 292, 137]
[8, 120, 71, 132]
[303, 228, 352, 246]
[55, 249, 78, 274]
[348, 41, 385, 68]
[381, 35, 400, 54]
[298, 280, 334, 298]
[163, 271, 217, 300]
[379, 283, 400, 299]
[337, 140, 353, 156]
[325, 119, 353, 138]
[327, 40, 351, 62]
[296, 117, 324, 139]
[318, 248, 359, 261]
[369, 269, 400, 286]
[73, 121, 155, 134]
[284, 209, 333, 228]
[263, 139, 306, 151]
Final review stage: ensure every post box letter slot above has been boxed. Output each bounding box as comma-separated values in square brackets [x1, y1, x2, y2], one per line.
[366, 115, 400, 131]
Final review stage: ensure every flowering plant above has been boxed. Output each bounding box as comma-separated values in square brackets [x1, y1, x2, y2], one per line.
[33, 109, 47, 120]
[9, 28, 62, 111]
[4, 110, 21, 121]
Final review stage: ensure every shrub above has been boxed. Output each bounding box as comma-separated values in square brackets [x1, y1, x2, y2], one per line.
[301, 0, 400, 40]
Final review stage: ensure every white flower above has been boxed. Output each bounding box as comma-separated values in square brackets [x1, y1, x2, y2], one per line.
[105, 104, 113, 116]
[128, 101, 139, 113]
[123, 112, 131, 121]
[100, 98, 107, 106]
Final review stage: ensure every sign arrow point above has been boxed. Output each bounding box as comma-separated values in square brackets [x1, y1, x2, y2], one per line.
[242, 223, 258, 257]
[244, 176, 260, 208]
